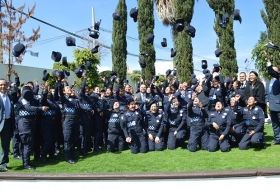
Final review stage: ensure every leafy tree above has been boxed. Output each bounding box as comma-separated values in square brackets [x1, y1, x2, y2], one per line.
[0, 0, 40, 81]
[206, 0, 238, 77]
[47, 48, 100, 89]
[111, 0, 127, 83]
[138, 0, 156, 81]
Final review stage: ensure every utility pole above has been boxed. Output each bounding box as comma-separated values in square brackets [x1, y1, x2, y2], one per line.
[91, 7, 95, 47]
[0, 0, 3, 64]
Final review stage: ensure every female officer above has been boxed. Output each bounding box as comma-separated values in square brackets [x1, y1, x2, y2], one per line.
[120, 100, 148, 154]
[145, 99, 165, 151]
[104, 100, 125, 152]
[187, 97, 209, 152]
[206, 101, 231, 152]
[54, 71, 80, 164]
[166, 97, 187, 150]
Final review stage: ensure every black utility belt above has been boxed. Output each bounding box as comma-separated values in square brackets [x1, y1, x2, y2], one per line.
[64, 115, 78, 118]
[247, 126, 256, 130]
[148, 130, 159, 133]
[190, 123, 204, 126]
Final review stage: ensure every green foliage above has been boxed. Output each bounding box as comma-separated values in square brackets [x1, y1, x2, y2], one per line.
[173, 0, 195, 83]
[129, 73, 141, 81]
[133, 70, 141, 74]
[207, 0, 238, 77]
[138, 0, 156, 80]
[111, 0, 128, 85]
[6, 125, 280, 173]
[50, 48, 100, 90]
[260, 0, 280, 68]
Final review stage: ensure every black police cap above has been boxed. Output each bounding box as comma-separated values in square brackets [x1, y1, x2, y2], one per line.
[186, 25, 196, 38]
[63, 70, 70, 77]
[153, 75, 159, 81]
[123, 79, 129, 84]
[161, 38, 167, 47]
[219, 14, 229, 28]
[203, 69, 210, 74]
[74, 65, 85, 78]
[265, 41, 280, 51]
[66, 36, 76, 46]
[171, 48, 176, 58]
[91, 45, 99, 54]
[213, 64, 222, 72]
[51, 51, 62, 62]
[166, 69, 172, 76]
[113, 9, 120, 21]
[146, 33, 155, 44]
[100, 88, 106, 92]
[130, 8, 138, 22]
[233, 9, 242, 24]
[191, 73, 196, 79]
[86, 61, 91, 70]
[88, 28, 100, 39]
[21, 85, 33, 102]
[146, 97, 156, 110]
[215, 49, 223, 57]
[42, 69, 49, 81]
[175, 18, 185, 32]
[202, 60, 208, 69]
[191, 78, 198, 85]
[13, 43, 26, 57]
[62, 57, 68, 67]
[172, 69, 178, 77]
[94, 19, 101, 31]
[110, 71, 117, 76]
[52, 70, 65, 80]
[140, 59, 146, 68]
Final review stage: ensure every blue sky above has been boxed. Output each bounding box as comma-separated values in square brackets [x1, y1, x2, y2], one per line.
[10, 0, 266, 75]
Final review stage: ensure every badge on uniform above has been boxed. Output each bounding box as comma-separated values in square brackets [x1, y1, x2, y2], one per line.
[135, 112, 138, 115]
[252, 116, 256, 119]
[213, 95, 216, 99]
[21, 99, 28, 105]
[222, 116, 225, 118]
[156, 120, 159, 123]
[69, 98, 72, 101]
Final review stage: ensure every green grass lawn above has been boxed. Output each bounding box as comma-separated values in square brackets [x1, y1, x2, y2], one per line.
[7, 124, 280, 173]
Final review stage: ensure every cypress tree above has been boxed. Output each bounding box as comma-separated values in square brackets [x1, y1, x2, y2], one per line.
[173, 0, 195, 83]
[261, 0, 280, 67]
[138, 0, 156, 81]
[207, 0, 238, 77]
[111, 0, 127, 84]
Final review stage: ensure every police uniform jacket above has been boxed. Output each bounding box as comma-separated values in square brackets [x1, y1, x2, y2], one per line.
[234, 105, 264, 133]
[187, 101, 208, 127]
[120, 109, 145, 138]
[206, 108, 231, 135]
[40, 89, 60, 117]
[79, 78, 94, 113]
[145, 110, 165, 138]
[174, 88, 194, 109]
[224, 104, 243, 126]
[104, 109, 123, 135]
[18, 96, 42, 118]
[90, 93, 103, 113]
[167, 107, 186, 132]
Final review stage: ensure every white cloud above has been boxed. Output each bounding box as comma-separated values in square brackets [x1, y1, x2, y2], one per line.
[97, 65, 111, 72]
[155, 61, 174, 75]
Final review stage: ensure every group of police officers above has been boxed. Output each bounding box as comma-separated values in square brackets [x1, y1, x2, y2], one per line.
[5, 59, 273, 170]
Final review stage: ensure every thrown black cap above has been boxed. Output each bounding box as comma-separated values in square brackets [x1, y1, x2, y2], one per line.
[153, 75, 159, 81]
[233, 9, 242, 24]
[213, 64, 222, 72]
[94, 19, 101, 31]
[191, 78, 198, 85]
[191, 73, 196, 79]
[88, 28, 100, 39]
[161, 38, 167, 47]
[173, 69, 178, 77]
[123, 79, 129, 84]
[21, 86, 33, 102]
[213, 75, 220, 82]
[51, 51, 62, 62]
[140, 60, 146, 68]
[146, 97, 156, 110]
[62, 57, 68, 67]
[113, 9, 120, 21]
[265, 41, 280, 51]
[219, 14, 229, 28]
[203, 69, 210, 74]
[111, 75, 117, 82]
[146, 33, 155, 44]
[66, 36, 76, 46]
[91, 45, 99, 54]
[110, 71, 117, 76]
[13, 43, 26, 57]
[166, 69, 172, 76]
[215, 49, 223, 57]
[100, 88, 106, 92]
[52, 70, 65, 80]
[42, 69, 49, 81]
[130, 7, 138, 22]
[63, 70, 70, 77]
[74, 65, 86, 78]
[86, 61, 91, 70]
[186, 25, 196, 38]
[175, 18, 185, 32]
[202, 60, 208, 69]
[171, 48, 176, 58]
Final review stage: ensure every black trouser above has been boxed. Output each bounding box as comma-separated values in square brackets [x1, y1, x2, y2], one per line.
[93, 114, 103, 150]
[12, 117, 23, 156]
[79, 112, 92, 154]
[107, 133, 125, 152]
[0, 119, 12, 166]
[34, 117, 42, 159]
[41, 116, 57, 158]
[18, 117, 36, 166]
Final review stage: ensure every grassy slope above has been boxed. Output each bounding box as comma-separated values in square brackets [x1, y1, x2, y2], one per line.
[7, 125, 280, 173]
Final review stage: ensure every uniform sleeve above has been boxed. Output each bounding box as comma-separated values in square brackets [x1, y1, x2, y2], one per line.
[20, 98, 42, 112]
[255, 108, 265, 133]
[120, 114, 129, 138]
